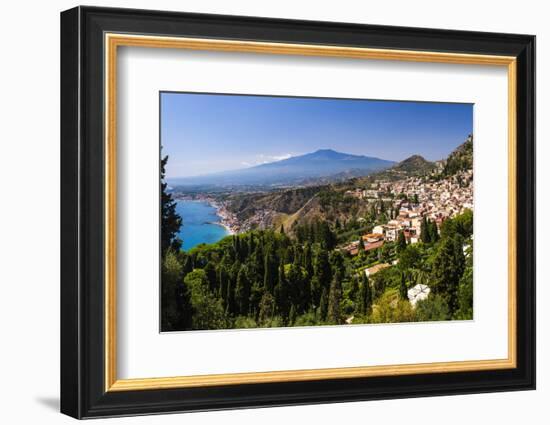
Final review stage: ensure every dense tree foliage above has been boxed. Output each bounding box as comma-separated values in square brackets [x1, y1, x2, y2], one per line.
[160, 155, 182, 255]
[160, 203, 474, 331]
[415, 294, 450, 321]
[442, 135, 473, 177]
[161, 249, 192, 331]
[431, 234, 465, 315]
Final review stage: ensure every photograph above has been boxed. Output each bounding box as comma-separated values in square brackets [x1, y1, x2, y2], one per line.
[160, 92, 474, 332]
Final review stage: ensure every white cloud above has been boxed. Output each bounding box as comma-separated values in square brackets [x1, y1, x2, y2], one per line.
[272, 153, 293, 161]
[242, 153, 294, 167]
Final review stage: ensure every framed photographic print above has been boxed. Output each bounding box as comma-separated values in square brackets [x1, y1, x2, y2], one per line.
[60, 6, 536, 419]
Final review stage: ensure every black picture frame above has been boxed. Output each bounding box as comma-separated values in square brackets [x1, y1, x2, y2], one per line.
[61, 5, 535, 419]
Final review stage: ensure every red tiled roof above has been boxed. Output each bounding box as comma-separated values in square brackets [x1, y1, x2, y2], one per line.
[364, 240, 384, 251]
[362, 233, 384, 241]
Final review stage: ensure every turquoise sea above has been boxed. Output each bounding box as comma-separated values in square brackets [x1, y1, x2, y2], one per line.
[176, 200, 230, 251]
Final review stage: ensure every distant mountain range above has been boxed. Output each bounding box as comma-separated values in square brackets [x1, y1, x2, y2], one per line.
[222, 136, 473, 233]
[169, 149, 396, 187]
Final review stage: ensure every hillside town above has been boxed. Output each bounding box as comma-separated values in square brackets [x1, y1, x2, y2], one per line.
[343, 167, 473, 257]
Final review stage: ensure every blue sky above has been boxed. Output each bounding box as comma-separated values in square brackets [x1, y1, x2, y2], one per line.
[161, 92, 473, 178]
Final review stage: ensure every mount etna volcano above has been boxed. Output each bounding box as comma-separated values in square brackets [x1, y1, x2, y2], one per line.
[169, 149, 395, 187]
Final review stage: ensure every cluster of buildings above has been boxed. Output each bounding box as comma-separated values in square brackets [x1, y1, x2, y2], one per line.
[232, 208, 277, 233]
[343, 169, 473, 257]
[215, 202, 242, 234]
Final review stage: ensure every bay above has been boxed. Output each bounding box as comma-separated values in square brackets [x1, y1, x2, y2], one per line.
[175, 200, 230, 251]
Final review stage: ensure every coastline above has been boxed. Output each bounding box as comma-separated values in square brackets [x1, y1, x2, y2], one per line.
[216, 221, 235, 235]
[211, 201, 239, 235]
[205, 219, 235, 235]
[175, 196, 240, 235]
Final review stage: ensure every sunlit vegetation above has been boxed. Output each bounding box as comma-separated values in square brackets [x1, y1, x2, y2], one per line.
[161, 190, 473, 331]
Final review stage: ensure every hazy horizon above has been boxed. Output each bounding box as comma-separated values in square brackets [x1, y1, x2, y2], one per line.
[167, 148, 398, 180]
[161, 92, 473, 179]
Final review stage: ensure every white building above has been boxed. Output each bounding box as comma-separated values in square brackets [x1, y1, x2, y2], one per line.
[408, 284, 430, 307]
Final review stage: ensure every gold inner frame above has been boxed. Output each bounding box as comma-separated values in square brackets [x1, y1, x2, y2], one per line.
[104, 33, 518, 392]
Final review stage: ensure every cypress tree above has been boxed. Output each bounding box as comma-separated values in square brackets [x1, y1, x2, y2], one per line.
[397, 231, 407, 253]
[235, 265, 251, 315]
[234, 236, 241, 261]
[330, 251, 345, 280]
[302, 242, 314, 279]
[249, 281, 264, 318]
[325, 222, 337, 250]
[285, 245, 295, 264]
[248, 232, 255, 253]
[327, 271, 343, 325]
[319, 287, 328, 321]
[287, 263, 303, 311]
[274, 262, 290, 321]
[240, 236, 249, 259]
[252, 243, 265, 282]
[296, 225, 305, 243]
[293, 244, 303, 267]
[314, 250, 331, 305]
[309, 276, 321, 310]
[299, 266, 311, 313]
[263, 248, 278, 293]
[349, 275, 359, 305]
[399, 272, 408, 301]
[204, 262, 217, 293]
[421, 216, 431, 243]
[225, 277, 235, 316]
[359, 274, 372, 316]
[218, 265, 229, 303]
[226, 261, 241, 316]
